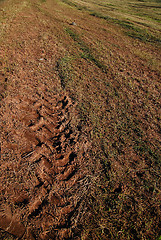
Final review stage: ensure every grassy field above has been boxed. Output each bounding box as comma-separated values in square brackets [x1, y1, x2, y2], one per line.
[0, 0, 161, 238]
[62, 0, 161, 44]
[47, 0, 161, 238]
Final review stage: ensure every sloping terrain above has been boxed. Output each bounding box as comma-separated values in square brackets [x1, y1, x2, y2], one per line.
[0, 0, 161, 239]
[0, 1, 92, 239]
[1, 92, 87, 239]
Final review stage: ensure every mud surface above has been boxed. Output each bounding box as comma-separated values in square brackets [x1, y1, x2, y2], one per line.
[0, 89, 89, 239]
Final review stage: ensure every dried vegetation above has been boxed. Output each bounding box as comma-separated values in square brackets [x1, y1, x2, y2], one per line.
[0, 0, 161, 239]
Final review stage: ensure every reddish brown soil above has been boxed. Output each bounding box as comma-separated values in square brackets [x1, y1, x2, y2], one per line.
[0, 0, 161, 239]
[1, 91, 87, 239]
[0, 1, 91, 239]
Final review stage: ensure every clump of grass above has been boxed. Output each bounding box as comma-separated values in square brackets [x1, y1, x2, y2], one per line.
[133, 139, 160, 165]
[61, 0, 77, 8]
[90, 11, 111, 21]
[61, 0, 88, 10]
[126, 27, 161, 44]
[56, 55, 74, 88]
[65, 27, 107, 72]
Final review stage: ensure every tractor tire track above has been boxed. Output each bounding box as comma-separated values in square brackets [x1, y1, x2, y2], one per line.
[0, 91, 89, 239]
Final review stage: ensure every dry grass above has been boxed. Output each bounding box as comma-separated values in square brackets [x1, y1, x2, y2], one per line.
[0, 0, 161, 239]
[62, 0, 161, 45]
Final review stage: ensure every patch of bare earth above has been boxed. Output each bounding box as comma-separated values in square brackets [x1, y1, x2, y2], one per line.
[0, 0, 161, 238]
[1, 91, 89, 239]
[0, 1, 92, 239]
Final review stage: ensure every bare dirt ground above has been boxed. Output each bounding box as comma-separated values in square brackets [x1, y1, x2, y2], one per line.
[1, 93, 88, 239]
[0, 1, 93, 239]
[0, 0, 161, 239]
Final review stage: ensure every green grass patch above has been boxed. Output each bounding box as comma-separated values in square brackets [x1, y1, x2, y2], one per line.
[65, 27, 107, 72]
[90, 11, 161, 44]
[126, 27, 161, 44]
[56, 55, 74, 88]
[61, 0, 88, 10]
[90, 12, 111, 21]
[61, 0, 77, 8]
[90, 11, 135, 30]
[133, 139, 160, 164]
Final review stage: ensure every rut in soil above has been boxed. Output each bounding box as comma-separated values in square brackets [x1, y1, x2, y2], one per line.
[0, 90, 88, 239]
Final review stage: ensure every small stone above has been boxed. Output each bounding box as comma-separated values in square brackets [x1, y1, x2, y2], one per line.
[71, 22, 76, 26]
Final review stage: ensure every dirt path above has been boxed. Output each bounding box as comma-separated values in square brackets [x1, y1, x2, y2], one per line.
[0, 0, 91, 238]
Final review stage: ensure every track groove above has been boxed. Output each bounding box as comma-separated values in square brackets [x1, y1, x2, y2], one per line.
[0, 92, 87, 239]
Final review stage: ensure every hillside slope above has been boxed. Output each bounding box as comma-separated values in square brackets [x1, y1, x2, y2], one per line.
[0, 0, 161, 239]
